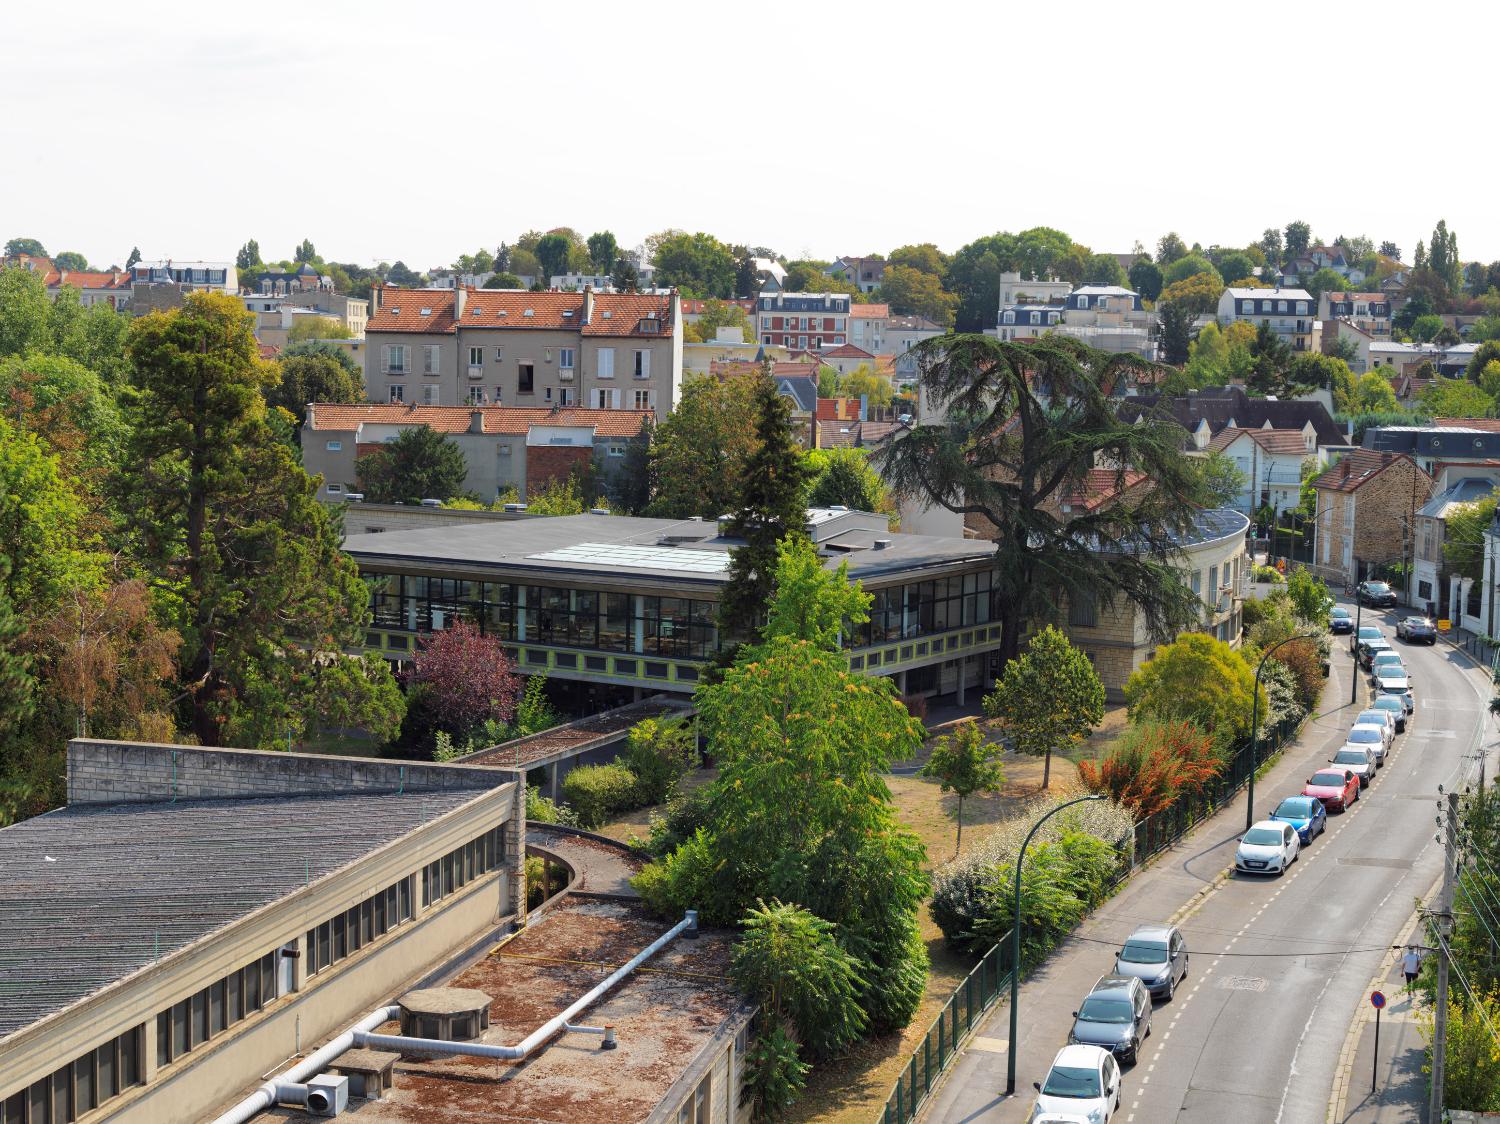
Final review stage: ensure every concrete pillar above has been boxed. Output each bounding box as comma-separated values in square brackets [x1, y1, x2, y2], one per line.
[955, 659, 966, 706]
[142, 1015, 159, 1084]
[549, 760, 559, 801]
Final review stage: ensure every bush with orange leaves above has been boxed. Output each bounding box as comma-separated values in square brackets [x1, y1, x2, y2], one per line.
[1267, 638, 1325, 714]
[1077, 719, 1225, 820]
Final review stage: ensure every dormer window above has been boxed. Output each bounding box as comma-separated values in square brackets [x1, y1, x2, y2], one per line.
[637, 317, 661, 334]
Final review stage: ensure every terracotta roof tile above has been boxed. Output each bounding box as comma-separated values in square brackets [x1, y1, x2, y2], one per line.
[1434, 418, 1500, 432]
[368, 289, 458, 334]
[52, 269, 130, 290]
[370, 288, 675, 338]
[305, 403, 651, 438]
[582, 292, 675, 337]
[1209, 427, 1313, 456]
[1060, 468, 1150, 512]
[1311, 449, 1420, 493]
[820, 343, 876, 360]
[849, 304, 890, 319]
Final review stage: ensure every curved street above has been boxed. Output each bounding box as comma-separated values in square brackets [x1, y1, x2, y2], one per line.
[921, 601, 1495, 1124]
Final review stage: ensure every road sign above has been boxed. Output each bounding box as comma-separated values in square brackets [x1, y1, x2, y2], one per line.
[1438, 619, 1451, 631]
[1371, 990, 1386, 1009]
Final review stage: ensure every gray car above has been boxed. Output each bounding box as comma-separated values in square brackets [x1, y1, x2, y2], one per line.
[1113, 924, 1189, 1000]
[1069, 974, 1151, 1064]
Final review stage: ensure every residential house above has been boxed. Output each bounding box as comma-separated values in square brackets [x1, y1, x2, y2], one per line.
[129, 259, 237, 295]
[996, 303, 1064, 340]
[818, 342, 878, 376]
[549, 272, 613, 290]
[998, 271, 1071, 309]
[1309, 449, 1432, 591]
[814, 397, 902, 449]
[285, 289, 369, 337]
[1205, 426, 1320, 516]
[886, 313, 945, 353]
[1318, 291, 1392, 337]
[755, 291, 853, 352]
[1119, 385, 1346, 450]
[1216, 287, 1315, 352]
[826, 256, 886, 293]
[302, 403, 651, 505]
[751, 257, 787, 291]
[1282, 245, 1366, 286]
[1054, 284, 1155, 357]
[1412, 476, 1498, 622]
[251, 263, 329, 295]
[849, 303, 890, 352]
[363, 287, 682, 420]
[51, 268, 132, 310]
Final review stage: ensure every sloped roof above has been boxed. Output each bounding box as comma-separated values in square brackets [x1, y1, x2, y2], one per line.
[1418, 476, 1500, 520]
[776, 375, 818, 412]
[371, 289, 674, 338]
[368, 289, 458, 333]
[1121, 386, 1344, 446]
[1060, 468, 1150, 512]
[1207, 427, 1312, 456]
[820, 343, 876, 360]
[1434, 418, 1500, 432]
[1311, 449, 1420, 493]
[850, 303, 890, 319]
[306, 403, 651, 438]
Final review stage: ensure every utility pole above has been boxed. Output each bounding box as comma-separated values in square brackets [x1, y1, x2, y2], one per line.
[1429, 789, 1458, 1122]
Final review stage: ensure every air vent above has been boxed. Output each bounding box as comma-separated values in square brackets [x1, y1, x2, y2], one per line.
[873, 538, 892, 550]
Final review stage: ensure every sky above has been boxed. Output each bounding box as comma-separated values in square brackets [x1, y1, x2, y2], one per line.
[7, 0, 1499, 273]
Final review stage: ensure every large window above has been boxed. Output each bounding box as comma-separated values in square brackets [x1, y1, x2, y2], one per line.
[422, 826, 507, 907]
[155, 952, 277, 1069]
[2, 1027, 143, 1124]
[305, 877, 413, 976]
[854, 572, 994, 647]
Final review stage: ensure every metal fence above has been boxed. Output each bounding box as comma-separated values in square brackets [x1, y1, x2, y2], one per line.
[879, 713, 1304, 1124]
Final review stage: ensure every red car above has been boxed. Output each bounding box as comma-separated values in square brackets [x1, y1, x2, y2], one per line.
[1304, 768, 1360, 812]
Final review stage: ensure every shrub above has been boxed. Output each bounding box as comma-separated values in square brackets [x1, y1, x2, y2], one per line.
[622, 717, 697, 805]
[1124, 633, 1261, 745]
[1269, 638, 1326, 714]
[525, 785, 579, 826]
[1252, 564, 1283, 583]
[643, 783, 714, 857]
[740, 1021, 809, 1122]
[1077, 719, 1224, 819]
[1240, 596, 1271, 629]
[560, 763, 640, 828]
[1258, 659, 1305, 734]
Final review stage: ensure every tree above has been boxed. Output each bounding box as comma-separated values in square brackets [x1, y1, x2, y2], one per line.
[920, 720, 1004, 852]
[717, 376, 813, 642]
[1420, 378, 1494, 419]
[837, 364, 894, 407]
[805, 447, 890, 513]
[1123, 632, 1262, 745]
[1442, 492, 1499, 582]
[881, 337, 1202, 666]
[1379, 240, 1401, 260]
[889, 243, 947, 276]
[408, 619, 521, 739]
[1128, 258, 1163, 301]
[1247, 322, 1295, 396]
[612, 418, 654, 514]
[533, 233, 572, 281]
[586, 231, 618, 274]
[1258, 228, 1284, 266]
[4, 237, 46, 258]
[1214, 251, 1256, 285]
[1409, 313, 1445, 343]
[1305, 268, 1349, 301]
[647, 370, 761, 517]
[1286, 568, 1332, 629]
[0, 266, 53, 358]
[1429, 219, 1462, 294]
[1192, 449, 1249, 506]
[1162, 254, 1220, 288]
[1466, 340, 1500, 381]
[1354, 371, 1400, 413]
[622, 717, 697, 804]
[286, 315, 352, 343]
[53, 251, 89, 272]
[878, 264, 957, 327]
[386, 260, 420, 287]
[118, 292, 396, 746]
[0, 415, 100, 611]
[125, 247, 141, 269]
[1156, 233, 1188, 265]
[1081, 253, 1127, 287]
[1158, 301, 1195, 365]
[356, 425, 469, 504]
[294, 239, 317, 264]
[1284, 221, 1312, 261]
[682, 298, 753, 343]
[1158, 270, 1224, 316]
[651, 231, 736, 298]
[235, 240, 262, 271]
[610, 258, 639, 292]
[483, 271, 523, 289]
[266, 350, 364, 423]
[984, 625, 1104, 788]
[1078, 719, 1222, 819]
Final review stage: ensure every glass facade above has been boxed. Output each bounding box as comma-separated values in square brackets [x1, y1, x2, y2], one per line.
[364, 567, 995, 661]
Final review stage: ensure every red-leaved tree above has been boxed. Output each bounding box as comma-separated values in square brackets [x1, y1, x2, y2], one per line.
[1077, 719, 1223, 820]
[407, 620, 521, 736]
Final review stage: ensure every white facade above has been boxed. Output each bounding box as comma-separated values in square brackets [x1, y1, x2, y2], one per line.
[1217, 287, 1315, 351]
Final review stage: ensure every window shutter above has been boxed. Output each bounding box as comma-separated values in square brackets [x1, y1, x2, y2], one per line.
[598, 347, 614, 378]
[639, 350, 651, 379]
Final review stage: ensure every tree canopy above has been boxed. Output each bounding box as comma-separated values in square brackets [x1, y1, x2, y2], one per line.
[356, 424, 469, 504]
[983, 625, 1103, 788]
[1123, 632, 1262, 745]
[647, 370, 762, 518]
[651, 231, 736, 298]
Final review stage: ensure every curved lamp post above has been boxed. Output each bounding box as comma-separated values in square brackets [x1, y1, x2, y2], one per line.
[1006, 792, 1106, 1096]
[1246, 632, 1322, 833]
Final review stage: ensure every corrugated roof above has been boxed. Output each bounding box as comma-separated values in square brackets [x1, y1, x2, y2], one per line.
[306, 403, 651, 438]
[0, 789, 490, 1038]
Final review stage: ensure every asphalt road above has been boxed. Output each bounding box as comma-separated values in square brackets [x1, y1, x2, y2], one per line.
[922, 605, 1493, 1124]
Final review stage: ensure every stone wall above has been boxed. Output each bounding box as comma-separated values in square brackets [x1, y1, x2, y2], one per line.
[66, 740, 516, 806]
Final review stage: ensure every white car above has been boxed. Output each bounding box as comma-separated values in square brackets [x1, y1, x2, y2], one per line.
[1331, 744, 1377, 786]
[1236, 819, 1301, 876]
[1356, 707, 1397, 739]
[1347, 720, 1391, 763]
[1376, 671, 1414, 713]
[1031, 1044, 1121, 1122]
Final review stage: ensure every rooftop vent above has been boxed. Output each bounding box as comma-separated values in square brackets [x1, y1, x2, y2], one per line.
[397, 988, 493, 1052]
[873, 538, 892, 550]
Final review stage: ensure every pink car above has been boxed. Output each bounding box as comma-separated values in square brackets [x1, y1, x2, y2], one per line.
[1304, 768, 1360, 812]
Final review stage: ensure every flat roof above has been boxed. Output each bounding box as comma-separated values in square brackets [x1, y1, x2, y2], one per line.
[344, 513, 995, 585]
[0, 789, 491, 1039]
[265, 898, 745, 1123]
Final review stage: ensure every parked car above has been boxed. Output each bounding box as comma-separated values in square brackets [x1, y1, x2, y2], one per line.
[1236, 819, 1301, 875]
[1359, 637, 1394, 668]
[1330, 606, 1354, 634]
[1356, 707, 1398, 742]
[1304, 768, 1361, 811]
[1353, 624, 1384, 654]
[1370, 651, 1408, 681]
[1069, 975, 1152, 1065]
[1269, 794, 1328, 844]
[1031, 1044, 1121, 1122]
[1376, 671, 1414, 713]
[1113, 924, 1189, 1000]
[1332, 745, 1377, 786]
[1357, 580, 1398, 608]
[1370, 695, 1408, 733]
[1396, 616, 1438, 644]
[1347, 720, 1391, 763]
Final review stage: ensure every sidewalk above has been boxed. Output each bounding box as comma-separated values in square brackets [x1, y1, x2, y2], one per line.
[1334, 949, 1429, 1124]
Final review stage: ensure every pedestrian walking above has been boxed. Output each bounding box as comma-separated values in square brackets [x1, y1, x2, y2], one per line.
[1402, 946, 1422, 995]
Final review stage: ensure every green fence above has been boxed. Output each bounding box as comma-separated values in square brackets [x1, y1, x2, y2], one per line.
[879, 933, 1012, 1124]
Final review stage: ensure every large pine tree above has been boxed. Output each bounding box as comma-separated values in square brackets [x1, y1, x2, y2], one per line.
[716, 373, 811, 643]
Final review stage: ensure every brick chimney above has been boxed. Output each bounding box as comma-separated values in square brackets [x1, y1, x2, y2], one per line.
[369, 283, 382, 317]
[1341, 459, 1352, 480]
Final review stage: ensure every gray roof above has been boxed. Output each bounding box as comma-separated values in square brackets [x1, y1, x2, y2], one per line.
[344, 513, 995, 586]
[0, 789, 488, 1038]
[1417, 476, 1498, 519]
[775, 375, 817, 413]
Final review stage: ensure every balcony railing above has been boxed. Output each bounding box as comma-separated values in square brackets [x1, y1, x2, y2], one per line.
[467, 365, 483, 379]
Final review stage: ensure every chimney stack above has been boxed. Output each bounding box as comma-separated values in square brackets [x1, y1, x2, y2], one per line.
[1341, 459, 1352, 480]
[454, 285, 467, 321]
[582, 286, 595, 325]
[469, 410, 484, 434]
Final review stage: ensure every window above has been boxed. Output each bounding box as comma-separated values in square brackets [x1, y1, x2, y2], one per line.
[466, 386, 486, 405]
[468, 346, 483, 367]
[12, 1025, 144, 1123]
[595, 388, 617, 409]
[518, 363, 535, 393]
[156, 953, 275, 1068]
[607, 444, 626, 457]
[305, 877, 414, 976]
[1241, 300, 1254, 315]
[633, 350, 650, 379]
[422, 826, 507, 907]
[558, 387, 573, 405]
[633, 389, 652, 410]
[327, 483, 343, 494]
[1190, 570, 1202, 595]
[559, 347, 575, 370]
[1068, 591, 1098, 628]
[384, 344, 408, 374]
[676, 1073, 711, 1124]
[325, 440, 342, 451]
[423, 345, 440, 375]
[422, 385, 439, 405]
[493, 346, 504, 361]
[1209, 564, 1219, 599]
[388, 385, 404, 403]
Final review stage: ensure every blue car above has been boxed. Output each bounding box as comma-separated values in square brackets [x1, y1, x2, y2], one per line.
[1330, 606, 1353, 634]
[1269, 794, 1328, 845]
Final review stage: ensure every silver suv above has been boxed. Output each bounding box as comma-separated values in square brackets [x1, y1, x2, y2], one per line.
[1113, 924, 1189, 1000]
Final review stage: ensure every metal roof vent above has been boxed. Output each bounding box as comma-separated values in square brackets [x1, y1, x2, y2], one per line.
[873, 538, 892, 550]
[419, 308, 431, 316]
[398, 988, 493, 1049]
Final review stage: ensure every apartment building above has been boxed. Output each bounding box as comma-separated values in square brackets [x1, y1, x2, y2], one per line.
[1054, 284, 1155, 357]
[848, 302, 889, 352]
[1216, 287, 1315, 352]
[826, 256, 886, 293]
[129, 260, 237, 294]
[1309, 449, 1432, 591]
[363, 287, 682, 420]
[1318, 291, 1392, 337]
[755, 291, 853, 352]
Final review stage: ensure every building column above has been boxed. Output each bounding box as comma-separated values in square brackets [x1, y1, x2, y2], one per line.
[549, 760, 560, 802]
[955, 659, 966, 706]
[142, 1016, 160, 1084]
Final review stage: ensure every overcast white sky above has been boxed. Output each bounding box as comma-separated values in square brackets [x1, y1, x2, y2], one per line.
[7, 1, 1498, 271]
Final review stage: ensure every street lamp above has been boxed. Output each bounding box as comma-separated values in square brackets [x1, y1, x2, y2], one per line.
[1247, 632, 1322, 833]
[1006, 792, 1106, 1097]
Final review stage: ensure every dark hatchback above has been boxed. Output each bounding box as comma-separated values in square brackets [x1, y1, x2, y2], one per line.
[1357, 580, 1398, 608]
[1330, 606, 1354, 634]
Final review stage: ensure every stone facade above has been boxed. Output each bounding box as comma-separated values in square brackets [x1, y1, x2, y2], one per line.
[1311, 452, 1431, 590]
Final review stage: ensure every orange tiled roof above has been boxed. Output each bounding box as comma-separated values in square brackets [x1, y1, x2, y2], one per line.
[849, 303, 890, 319]
[1207, 427, 1311, 456]
[1061, 468, 1150, 512]
[1311, 449, 1418, 493]
[709, 359, 820, 379]
[582, 292, 675, 337]
[53, 269, 130, 290]
[371, 288, 674, 338]
[820, 343, 875, 361]
[1434, 418, 1500, 432]
[305, 403, 651, 438]
[368, 288, 458, 333]
[815, 397, 860, 421]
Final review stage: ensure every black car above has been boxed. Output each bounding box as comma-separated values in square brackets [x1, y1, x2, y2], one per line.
[1396, 616, 1438, 644]
[1329, 606, 1354, 634]
[1357, 580, 1398, 608]
[1069, 974, 1152, 1065]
